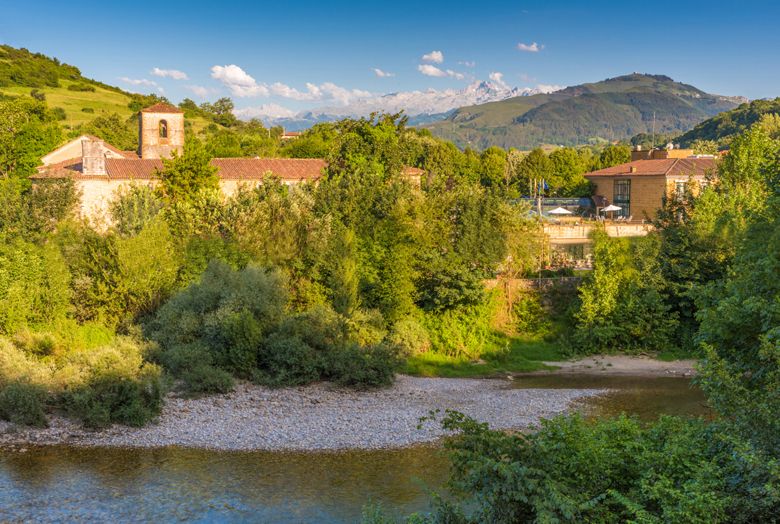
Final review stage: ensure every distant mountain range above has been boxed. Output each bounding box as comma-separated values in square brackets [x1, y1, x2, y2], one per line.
[423, 74, 747, 150]
[235, 81, 562, 131]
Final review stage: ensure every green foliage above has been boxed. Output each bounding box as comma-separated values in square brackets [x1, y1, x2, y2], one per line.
[0, 45, 82, 88]
[678, 97, 780, 147]
[417, 412, 776, 524]
[572, 231, 677, 354]
[148, 261, 398, 391]
[156, 138, 219, 203]
[0, 382, 48, 427]
[0, 97, 63, 179]
[0, 240, 71, 334]
[66, 365, 162, 429]
[71, 112, 137, 151]
[0, 324, 163, 428]
[66, 83, 95, 92]
[387, 317, 431, 357]
[109, 184, 164, 236]
[0, 177, 78, 241]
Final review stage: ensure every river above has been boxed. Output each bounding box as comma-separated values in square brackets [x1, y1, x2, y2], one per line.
[0, 375, 709, 523]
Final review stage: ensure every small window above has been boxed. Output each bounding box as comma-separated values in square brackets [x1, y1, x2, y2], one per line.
[159, 119, 168, 139]
[675, 180, 687, 199]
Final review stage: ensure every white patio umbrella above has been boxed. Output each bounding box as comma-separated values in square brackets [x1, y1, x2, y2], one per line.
[548, 207, 573, 215]
[601, 204, 622, 219]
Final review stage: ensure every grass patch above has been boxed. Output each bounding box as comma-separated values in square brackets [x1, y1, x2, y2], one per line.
[402, 334, 565, 378]
[656, 347, 696, 362]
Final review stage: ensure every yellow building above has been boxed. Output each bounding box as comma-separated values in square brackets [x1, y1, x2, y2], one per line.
[33, 103, 424, 220]
[583, 154, 718, 221]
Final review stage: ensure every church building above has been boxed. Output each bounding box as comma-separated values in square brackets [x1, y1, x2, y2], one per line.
[32, 102, 423, 220]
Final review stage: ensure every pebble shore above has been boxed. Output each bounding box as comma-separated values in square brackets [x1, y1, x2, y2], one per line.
[0, 376, 606, 451]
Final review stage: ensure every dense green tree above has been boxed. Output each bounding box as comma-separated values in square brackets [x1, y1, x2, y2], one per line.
[0, 97, 62, 180]
[71, 112, 137, 151]
[594, 143, 631, 169]
[514, 148, 553, 194]
[156, 138, 219, 203]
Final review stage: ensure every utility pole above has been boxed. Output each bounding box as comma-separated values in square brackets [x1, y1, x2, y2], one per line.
[651, 111, 656, 148]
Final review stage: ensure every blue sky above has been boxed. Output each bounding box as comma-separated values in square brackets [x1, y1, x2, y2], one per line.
[1, 0, 778, 114]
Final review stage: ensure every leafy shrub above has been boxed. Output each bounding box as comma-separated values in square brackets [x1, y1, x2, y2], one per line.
[67, 83, 96, 92]
[182, 365, 234, 394]
[329, 343, 398, 389]
[109, 184, 164, 236]
[0, 326, 163, 428]
[0, 382, 48, 427]
[421, 294, 500, 360]
[66, 366, 162, 429]
[413, 412, 778, 524]
[50, 107, 66, 120]
[0, 240, 71, 334]
[255, 333, 321, 387]
[81, 107, 94, 113]
[572, 231, 678, 354]
[147, 261, 286, 390]
[386, 317, 430, 357]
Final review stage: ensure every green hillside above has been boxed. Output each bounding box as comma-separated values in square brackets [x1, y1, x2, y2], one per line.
[677, 97, 780, 147]
[425, 74, 745, 150]
[0, 45, 213, 141]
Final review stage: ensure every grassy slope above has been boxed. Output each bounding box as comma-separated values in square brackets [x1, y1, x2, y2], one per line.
[0, 46, 213, 137]
[0, 80, 133, 127]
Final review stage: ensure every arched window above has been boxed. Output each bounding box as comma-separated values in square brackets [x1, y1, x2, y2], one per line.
[159, 119, 168, 139]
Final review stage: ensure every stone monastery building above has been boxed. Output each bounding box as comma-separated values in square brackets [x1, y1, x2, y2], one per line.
[33, 102, 423, 219]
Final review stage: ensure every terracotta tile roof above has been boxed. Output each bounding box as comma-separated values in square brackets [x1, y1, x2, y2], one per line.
[140, 102, 183, 114]
[33, 154, 420, 183]
[211, 158, 326, 181]
[584, 158, 718, 178]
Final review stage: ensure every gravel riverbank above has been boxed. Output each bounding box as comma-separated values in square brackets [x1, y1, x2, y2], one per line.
[0, 376, 606, 451]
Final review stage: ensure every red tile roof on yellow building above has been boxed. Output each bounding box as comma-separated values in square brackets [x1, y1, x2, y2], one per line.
[140, 102, 184, 114]
[584, 158, 718, 178]
[34, 157, 424, 182]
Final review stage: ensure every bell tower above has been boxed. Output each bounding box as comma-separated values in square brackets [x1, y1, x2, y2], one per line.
[138, 102, 185, 159]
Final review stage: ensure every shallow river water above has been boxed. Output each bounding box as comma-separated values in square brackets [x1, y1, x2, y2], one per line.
[0, 375, 709, 523]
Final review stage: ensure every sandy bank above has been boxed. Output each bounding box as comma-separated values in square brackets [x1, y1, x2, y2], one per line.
[536, 355, 696, 377]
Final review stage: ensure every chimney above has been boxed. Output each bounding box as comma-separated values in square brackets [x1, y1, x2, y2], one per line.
[629, 166, 637, 173]
[81, 137, 106, 176]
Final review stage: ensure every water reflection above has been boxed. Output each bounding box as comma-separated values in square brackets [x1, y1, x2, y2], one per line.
[0, 375, 710, 523]
[511, 374, 712, 421]
[0, 446, 449, 523]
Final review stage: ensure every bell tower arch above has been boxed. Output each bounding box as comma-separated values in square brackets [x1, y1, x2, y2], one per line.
[138, 103, 184, 159]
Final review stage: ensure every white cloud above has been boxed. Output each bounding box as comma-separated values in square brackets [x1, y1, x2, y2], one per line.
[517, 42, 543, 52]
[421, 50, 444, 63]
[418, 64, 447, 77]
[234, 103, 297, 120]
[210, 64, 270, 97]
[489, 71, 509, 89]
[373, 68, 395, 78]
[459, 60, 476, 68]
[151, 67, 189, 80]
[417, 64, 465, 80]
[119, 77, 158, 87]
[446, 69, 465, 80]
[185, 85, 211, 98]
